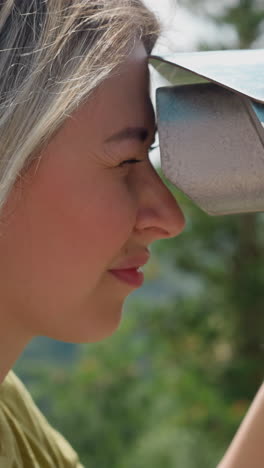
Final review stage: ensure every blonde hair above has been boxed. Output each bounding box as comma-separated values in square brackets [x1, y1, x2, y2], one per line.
[0, 0, 160, 215]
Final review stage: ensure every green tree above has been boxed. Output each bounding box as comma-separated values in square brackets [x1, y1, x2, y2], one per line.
[177, 0, 264, 49]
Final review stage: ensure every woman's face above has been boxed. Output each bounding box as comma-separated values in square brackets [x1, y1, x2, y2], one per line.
[0, 41, 185, 343]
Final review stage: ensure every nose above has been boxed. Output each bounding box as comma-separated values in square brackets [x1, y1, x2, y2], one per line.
[133, 160, 185, 243]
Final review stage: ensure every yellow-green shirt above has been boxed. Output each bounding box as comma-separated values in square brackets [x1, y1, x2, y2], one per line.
[0, 370, 85, 467]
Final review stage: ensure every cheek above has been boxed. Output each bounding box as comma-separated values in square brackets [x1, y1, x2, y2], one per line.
[6, 167, 136, 303]
[0, 155, 138, 340]
[33, 180, 134, 283]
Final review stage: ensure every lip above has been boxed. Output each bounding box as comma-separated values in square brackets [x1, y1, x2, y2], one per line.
[109, 268, 144, 287]
[108, 250, 150, 288]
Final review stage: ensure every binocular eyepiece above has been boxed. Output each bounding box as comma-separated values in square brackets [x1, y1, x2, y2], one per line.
[150, 49, 264, 215]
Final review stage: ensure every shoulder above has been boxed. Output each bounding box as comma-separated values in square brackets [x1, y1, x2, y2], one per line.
[0, 370, 49, 437]
[0, 370, 85, 468]
[0, 369, 32, 408]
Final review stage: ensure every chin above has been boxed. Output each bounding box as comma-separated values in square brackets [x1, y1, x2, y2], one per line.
[45, 301, 124, 344]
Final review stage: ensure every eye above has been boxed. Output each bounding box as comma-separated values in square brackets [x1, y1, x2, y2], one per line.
[118, 158, 142, 167]
[117, 143, 159, 168]
[149, 144, 159, 152]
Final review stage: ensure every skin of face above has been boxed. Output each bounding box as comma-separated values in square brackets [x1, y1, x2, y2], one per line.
[0, 41, 185, 347]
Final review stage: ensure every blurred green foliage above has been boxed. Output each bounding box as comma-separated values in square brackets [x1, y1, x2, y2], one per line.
[14, 2, 264, 467]
[177, 0, 264, 49]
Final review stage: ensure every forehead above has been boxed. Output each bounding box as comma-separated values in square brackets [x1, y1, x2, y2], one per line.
[68, 41, 155, 142]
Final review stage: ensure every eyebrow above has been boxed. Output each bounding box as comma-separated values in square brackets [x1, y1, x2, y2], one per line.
[105, 126, 157, 144]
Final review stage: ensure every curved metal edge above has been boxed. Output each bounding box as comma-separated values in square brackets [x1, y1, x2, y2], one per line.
[149, 54, 264, 104]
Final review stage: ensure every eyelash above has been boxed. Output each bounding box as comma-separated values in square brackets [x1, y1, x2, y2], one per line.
[118, 144, 159, 167]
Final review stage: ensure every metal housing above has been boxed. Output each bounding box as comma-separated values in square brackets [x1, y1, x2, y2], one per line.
[150, 49, 264, 215]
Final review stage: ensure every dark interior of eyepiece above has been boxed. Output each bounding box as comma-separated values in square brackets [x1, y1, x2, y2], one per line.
[252, 101, 264, 126]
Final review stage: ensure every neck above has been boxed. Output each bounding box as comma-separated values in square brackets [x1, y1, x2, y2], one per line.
[0, 316, 31, 384]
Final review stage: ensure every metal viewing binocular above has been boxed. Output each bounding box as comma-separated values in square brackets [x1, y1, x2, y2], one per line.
[149, 49, 264, 215]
